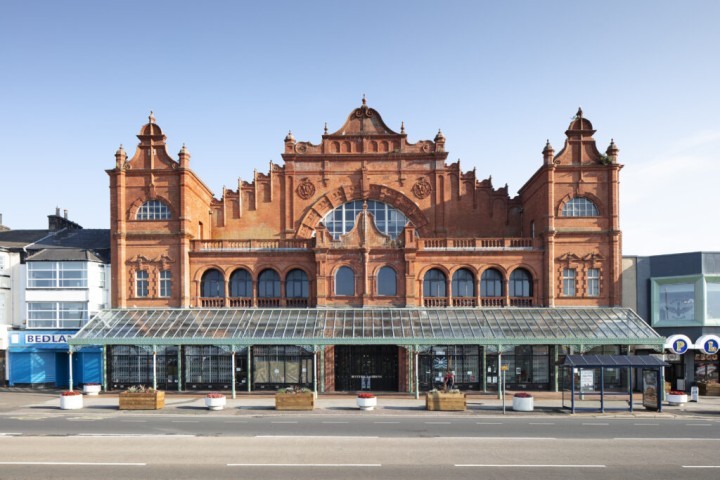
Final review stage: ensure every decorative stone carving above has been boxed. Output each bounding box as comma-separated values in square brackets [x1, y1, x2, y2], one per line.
[296, 178, 316, 200]
[412, 177, 432, 199]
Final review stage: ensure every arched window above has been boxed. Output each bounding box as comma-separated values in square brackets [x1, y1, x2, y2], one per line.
[561, 197, 599, 217]
[201, 269, 224, 298]
[136, 200, 171, 220]
[229, 269, 252, 298]
[481, 268, 503, 297]
[322, 200, 408, 240]
[452, 268, 475, 298]
[377, 266, 397, 296]
[509, 268, 533, 297]
[286, 269, 309, 298]
[423, 268, 447, 298]
[258, 269, 280, 298]
[335, 267, 355, 296]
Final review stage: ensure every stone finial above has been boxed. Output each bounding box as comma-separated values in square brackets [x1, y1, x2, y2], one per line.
[362, 94, 367, 106]
[149, 111, 156, 124]
[324, 122, 328, 135]
[575, 107, 583, 119]
[606, 138, 619, 161]
[115, 144, 127, 167]
[401, 121, 405, 134]
[284, 130, 295, 143]
[178, 143, 191, 167]
[543, 139, 555, 164]
[434, 129, 445, 142]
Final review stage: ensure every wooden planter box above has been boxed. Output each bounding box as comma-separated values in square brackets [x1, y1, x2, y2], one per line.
[119, 391, 165, 410]
[698, 383, 720, 396]
[275, 392, 315, 411]
[426, 392, 466, 411]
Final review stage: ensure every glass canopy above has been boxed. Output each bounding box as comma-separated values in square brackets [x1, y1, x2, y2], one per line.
[68, 307, 664, 347]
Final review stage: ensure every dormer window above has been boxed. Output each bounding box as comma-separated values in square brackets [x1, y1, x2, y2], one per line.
[561, 197, 599, 217]
[136, 200, 170, 220]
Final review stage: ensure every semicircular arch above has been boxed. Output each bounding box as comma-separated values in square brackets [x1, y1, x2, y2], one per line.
[294, 184, 430, 239]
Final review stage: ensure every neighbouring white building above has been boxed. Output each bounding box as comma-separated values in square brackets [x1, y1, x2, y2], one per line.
[0, 210, 109, 387]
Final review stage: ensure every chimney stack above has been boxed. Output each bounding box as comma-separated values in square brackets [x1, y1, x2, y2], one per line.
[64, 209, 68, 219]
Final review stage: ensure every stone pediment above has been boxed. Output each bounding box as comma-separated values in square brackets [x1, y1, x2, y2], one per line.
[328, 98, 399, 137]
[339, 209, 392, 248]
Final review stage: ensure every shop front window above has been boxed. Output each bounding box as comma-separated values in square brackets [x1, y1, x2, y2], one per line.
[658, 283, 695, 322]
[707, 281, 720, 320]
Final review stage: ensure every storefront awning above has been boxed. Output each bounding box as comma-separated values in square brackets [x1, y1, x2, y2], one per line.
[68, 307, 664, 348]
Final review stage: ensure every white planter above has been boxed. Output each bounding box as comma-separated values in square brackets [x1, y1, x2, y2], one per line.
[60, 394, 83, 410]
[512, 396, 534, 412]
[205, 396, 226, 410]
[356, 396, 377, 410]
[666, 393, 688, 406]
[83, 384, 102, 396]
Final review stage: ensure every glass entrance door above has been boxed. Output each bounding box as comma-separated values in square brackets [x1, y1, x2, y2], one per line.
[334, 345, 398, 391]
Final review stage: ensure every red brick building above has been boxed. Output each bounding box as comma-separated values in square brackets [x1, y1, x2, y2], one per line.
[90, 100, 660, 393]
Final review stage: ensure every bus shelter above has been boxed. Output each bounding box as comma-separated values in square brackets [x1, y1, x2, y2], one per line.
[561, 355, 668, 413]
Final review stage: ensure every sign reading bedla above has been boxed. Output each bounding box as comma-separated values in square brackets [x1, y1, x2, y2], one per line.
[696, 335, 720, 355]
[25, 333, 72, 344]
[665, 334, 692, 355]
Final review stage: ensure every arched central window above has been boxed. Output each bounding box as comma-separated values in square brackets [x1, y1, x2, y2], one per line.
[136, 200, 171, 220]
[201, 269, 224, 298]
[229, 269, 252, 298]
[423, 268, 447, 298]
[561, 197, 599, 217]
[335, 266, 355, 296]
[286, 269, 309, 298]
[322, 200, 408, 239]
[481, 268, 503, 297]
[452, 268, 475, 298]
[509, 268, 532, 297]
[258, 269, 280, 298]
[377, 266, 397, 296]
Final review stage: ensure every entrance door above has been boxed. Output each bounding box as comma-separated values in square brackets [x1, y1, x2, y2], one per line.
[334, 345, 398, 391]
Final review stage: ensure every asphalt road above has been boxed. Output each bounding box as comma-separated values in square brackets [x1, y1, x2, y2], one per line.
[1, 436, 719, 480]
[1, 413, 719, 439]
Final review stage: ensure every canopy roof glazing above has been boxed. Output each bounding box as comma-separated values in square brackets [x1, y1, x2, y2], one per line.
[69, 307, 663, 347]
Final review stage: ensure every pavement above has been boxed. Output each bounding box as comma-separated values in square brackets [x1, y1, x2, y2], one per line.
[1, 388, 719, 417]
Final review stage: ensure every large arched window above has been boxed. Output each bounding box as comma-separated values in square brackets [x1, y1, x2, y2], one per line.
[322, 200, 408, 239]
[257, 269, 280, 298]
[481, 268, 503, 297]
[509, 268, 533, 297]
[201, 269, 224, 298]
[286, 269, 309, 298]
[561, 197, 599, 217]
[452, 268, 475, 298]
[335, 266, 355, 296]
[377, 266, 397, 296]
[229, 269, 252, 298]
[423, 268, 447, 298]
[136, 200, 171, 220]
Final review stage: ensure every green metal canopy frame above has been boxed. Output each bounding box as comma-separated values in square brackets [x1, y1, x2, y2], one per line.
[68, 307, 664, 348]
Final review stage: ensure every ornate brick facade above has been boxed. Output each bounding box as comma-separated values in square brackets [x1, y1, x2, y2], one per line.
[108, 102, 622, 311]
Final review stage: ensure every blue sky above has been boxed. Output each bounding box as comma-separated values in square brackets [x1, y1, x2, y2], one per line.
[1, 1, 718, 255]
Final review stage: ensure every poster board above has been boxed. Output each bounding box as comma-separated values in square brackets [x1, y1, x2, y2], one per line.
[642, 369, 659, 410]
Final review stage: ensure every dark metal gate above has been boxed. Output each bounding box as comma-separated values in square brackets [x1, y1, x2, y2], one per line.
[334, 345, 398, 391]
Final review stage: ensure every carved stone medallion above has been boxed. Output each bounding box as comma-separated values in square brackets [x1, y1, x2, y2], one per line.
[412, 177, 432, 199]
[296, 178, 316, 200]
